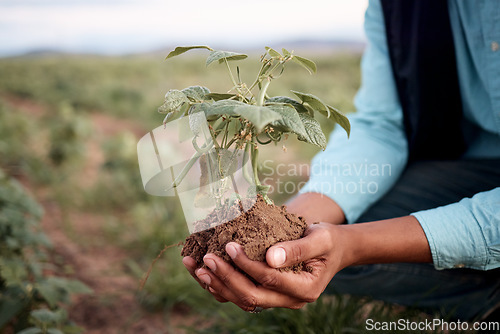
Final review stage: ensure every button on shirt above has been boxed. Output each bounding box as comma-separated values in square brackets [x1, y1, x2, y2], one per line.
[300, 0, 500, 270]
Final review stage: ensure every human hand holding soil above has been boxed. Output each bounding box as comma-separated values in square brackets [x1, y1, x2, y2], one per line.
[183, 222, 347, 311]
[183, 193, 432, 311]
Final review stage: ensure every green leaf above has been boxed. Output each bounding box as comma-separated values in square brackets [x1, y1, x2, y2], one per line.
[266, 96, 308, 114]
[204, 93, 238, 101]
[291, 90, 330, 117]
[36, 282, 62, 308]
[297, 113, 327, 150]
[36, 277, 91, 308]
[188, 103, 210, 136]
[181, 86, 210, 102]
[17, 328, 43, 334]
[158, 89, 190, 114]
[265, 102, 307, 137]
[282, 48, 292, 56]
[0, 286, 30, 328]
[234, 105, 282, 133]
[206, 50, 248, 66]
[205, 100, 245, 121]
[63, 279, 92, 294]
[161, 103, 190, 125]
[166, 46, 213, 59]
[30, 309, 63, 324]
[292, 55, 317, 74]
[327, 105, 351, 137]
[47, 329, 65, 334]
[200, 100, 282, 133]
[265, 47, 281, 58]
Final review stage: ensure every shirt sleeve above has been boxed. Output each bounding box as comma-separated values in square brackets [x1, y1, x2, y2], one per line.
[413, 188, 500, 271]
[299, 0, 408, 223]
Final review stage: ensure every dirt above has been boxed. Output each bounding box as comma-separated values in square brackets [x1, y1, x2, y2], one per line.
[5, 94, 176, 333]
[5, 93, 310, 333]
[39, 204, 172, 334]
[181, 195, 310, 273]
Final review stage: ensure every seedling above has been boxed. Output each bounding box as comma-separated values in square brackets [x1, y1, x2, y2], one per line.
[158, 46, 350, 207]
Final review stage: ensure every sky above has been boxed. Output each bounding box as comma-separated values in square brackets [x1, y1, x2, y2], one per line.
[0, 0, 368, 57]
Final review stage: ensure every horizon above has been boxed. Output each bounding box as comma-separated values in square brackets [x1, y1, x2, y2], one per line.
[0, 0, 368, 58]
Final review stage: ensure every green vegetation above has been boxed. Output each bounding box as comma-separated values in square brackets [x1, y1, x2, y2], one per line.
[1, 51, 456, 333]
[0, 170, 91, 333]
[158, 46, 350, 205]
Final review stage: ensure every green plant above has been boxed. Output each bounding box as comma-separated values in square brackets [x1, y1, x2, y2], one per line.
[0, 102, 36, 177]
[189, 295, 449, 334]
[47, 101, 90, 168]
[159, 46, 350, 204]
[0, 170, 91, 333]
[188, 295, 369, 334]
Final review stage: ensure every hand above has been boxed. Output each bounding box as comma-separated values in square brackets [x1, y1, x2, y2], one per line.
[183, 223, 348, 311]
[182, 215, 431, 311]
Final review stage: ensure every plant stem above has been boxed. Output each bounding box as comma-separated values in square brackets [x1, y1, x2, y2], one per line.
[242, 142, 253, 185]
[221, 121, 229, 148]
[224, 59, 249, 100]
[257, 78, 271, 106]
[224, 58, 238, 88]
[171, 146, 207, 189]
[251, 138, 260, 186]
[248, 60, 270, 92]
[225, 137, 237, 149]
[250, 139, 271, 203]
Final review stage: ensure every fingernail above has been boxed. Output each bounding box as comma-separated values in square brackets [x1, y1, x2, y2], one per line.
[271, 247, 286, 267]
[204, 257, 217, 272]
[226, 243, 237, 259]
[182, 257, 191, 268]
[196, 269, 211, 285]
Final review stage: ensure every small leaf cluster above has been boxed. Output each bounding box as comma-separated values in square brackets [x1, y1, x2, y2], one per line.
[159, 46, 350, 200]
[162, 46, 349, 149]
[0, 170, 91, 334]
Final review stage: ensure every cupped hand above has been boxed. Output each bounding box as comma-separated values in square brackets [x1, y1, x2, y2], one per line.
[183, 222, 349, 311]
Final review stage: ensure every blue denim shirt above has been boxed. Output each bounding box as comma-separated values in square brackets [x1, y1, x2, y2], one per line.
[300, 0, 500, 270]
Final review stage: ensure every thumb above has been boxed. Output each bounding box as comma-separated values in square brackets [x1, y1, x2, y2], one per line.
[266, 224, 330, 268]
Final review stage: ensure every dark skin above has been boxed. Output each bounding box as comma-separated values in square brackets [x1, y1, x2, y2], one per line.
[182, 192, 432, 311]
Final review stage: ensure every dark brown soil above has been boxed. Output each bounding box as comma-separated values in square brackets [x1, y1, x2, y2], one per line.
[181, 195, 310, 273]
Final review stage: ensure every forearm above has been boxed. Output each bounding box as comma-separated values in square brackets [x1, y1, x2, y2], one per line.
[338, 216, 432, 268]
[286, 193, 431, 266]
[286, 192, 346, 225]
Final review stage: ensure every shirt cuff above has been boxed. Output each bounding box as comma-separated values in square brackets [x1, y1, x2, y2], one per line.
[412, 201, 490, 270]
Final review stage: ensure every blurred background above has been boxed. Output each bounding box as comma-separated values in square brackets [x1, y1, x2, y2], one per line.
[1, 1, 442, 333]
[0, 0, 366, 57]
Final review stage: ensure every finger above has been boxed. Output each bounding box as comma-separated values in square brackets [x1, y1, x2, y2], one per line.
[182, 256, 207, 290]
[266, 223, 332, 268]
[183, 257, 228, 302]
[203, 253, 307, 310]
[226, 242, 326, 303]
[208, 287, 229, 303]
[182, 256, 228, 303]
[194, 268, 229, 303]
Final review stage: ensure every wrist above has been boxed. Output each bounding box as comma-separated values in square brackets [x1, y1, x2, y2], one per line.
[337, 216, 432, 268]
[334, 224, 362, 270]
[286, 192, 346, 225]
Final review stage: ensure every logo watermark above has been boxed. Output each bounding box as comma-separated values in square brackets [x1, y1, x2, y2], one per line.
[365, 318, 500, 332]
[260, 159, 393, 196]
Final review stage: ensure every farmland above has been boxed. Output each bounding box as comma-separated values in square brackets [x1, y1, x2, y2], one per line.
[0, 50, 448, 333]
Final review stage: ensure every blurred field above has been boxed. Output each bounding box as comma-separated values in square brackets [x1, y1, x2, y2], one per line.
[0, 50, 450, 333]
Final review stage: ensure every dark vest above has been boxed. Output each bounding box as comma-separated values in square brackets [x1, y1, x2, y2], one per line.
[381, 0, 466, 161]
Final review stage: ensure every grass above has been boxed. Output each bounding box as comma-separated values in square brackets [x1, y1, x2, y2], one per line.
[0, 50, 467, 333]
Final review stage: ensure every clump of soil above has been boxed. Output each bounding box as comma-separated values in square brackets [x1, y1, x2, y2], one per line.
[181, 195, 310, 272]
